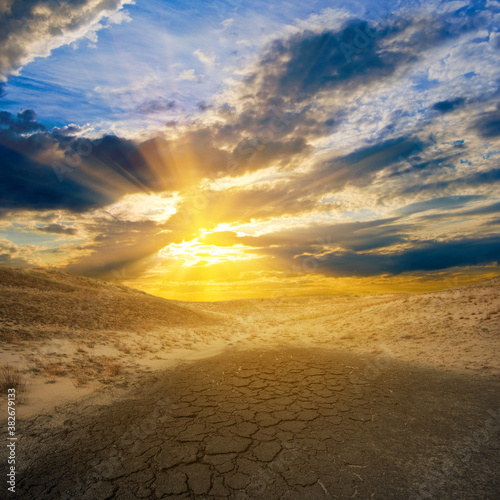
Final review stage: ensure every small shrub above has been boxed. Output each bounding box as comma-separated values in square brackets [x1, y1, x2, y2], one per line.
[72, 370, 88, 387]
[44, 362, 63, 377]
[0, 365, 26, 394]
[104, 360, 121, 377]
[116, 342, 131, 354]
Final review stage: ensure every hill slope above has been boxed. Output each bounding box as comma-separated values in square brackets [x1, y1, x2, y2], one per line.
[0, 266, 213, 340]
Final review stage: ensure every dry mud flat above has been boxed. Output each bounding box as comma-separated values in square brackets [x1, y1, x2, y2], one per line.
[15, 346, 500, 500]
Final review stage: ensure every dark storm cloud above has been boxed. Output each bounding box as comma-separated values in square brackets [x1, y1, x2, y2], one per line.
[201, 218, 408, 256]
[298, 235, 500, 277]
[0, 109, 46, 133]
[0, 136, 112, 212]
[432, 98, 466, 114]
[244, 8, 486, 104]
[338, 136, 424, 172]
[458, 201, 500, 216]
[0, 109, 236, 214]
[388, 154, 461, 178]
[472, 103, 500, 138]
[0, 107, 240, 213]
[214, 98, 339, 148]
[402, 168, 500, 196]
[398, 195, 485, 216]
[88, 135, 157, 192]
[420, 200, 500, 222]
[0, 113, 176, 213]
[205, 2, 491, 181]
[210, 10, 474, 164]
[0, 115, 138, 212]
[298, 136, 426, 196]
[256, 20, 413, 101]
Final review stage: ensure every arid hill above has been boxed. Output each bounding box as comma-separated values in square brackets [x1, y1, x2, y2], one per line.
[0, 266, 499, 418]
[0, 266, 213, 341]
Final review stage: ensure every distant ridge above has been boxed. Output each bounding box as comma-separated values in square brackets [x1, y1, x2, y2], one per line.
[0, 266, 214, 340]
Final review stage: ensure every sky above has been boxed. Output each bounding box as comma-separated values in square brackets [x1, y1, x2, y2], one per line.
[0, 0, 499, 301]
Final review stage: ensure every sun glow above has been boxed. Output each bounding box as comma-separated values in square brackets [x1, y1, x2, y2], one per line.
[103, 192, 179, 222]
[158, 237, 260, 267]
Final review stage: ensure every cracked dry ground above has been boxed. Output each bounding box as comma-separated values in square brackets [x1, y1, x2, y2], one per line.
[18, 347, 500, 499]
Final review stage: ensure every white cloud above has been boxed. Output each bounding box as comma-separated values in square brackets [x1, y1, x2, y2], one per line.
[179, 69, 200, 82]
[0, 237, 43, 266]
[194, 49, 216, 66]
[0, 0, 134, 80]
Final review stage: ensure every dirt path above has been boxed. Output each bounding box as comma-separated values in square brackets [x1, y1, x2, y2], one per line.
[16, 346, 500, 499]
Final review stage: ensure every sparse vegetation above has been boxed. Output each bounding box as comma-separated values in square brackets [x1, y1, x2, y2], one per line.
[104, 359, 121, 377]
[0, 364, 26, 394]
[116, 342, 132, 354]
[0, 266, 216, 342]
[71, 369, 88, 388]
[1, 265, 499, 412]
[44, 362, 64, 378]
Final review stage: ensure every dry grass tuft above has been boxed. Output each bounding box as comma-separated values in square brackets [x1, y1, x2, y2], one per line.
[44, 362, 64, 377]
[104, 359, 121, 377]
[115, 342, 131, 354]
[71, 369, 88, 388]
[0, 364, 26, 394]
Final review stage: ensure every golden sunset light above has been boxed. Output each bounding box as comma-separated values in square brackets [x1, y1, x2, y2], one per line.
[1, 2, 500, 498]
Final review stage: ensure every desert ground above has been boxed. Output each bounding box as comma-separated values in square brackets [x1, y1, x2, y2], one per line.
[1, 266, 499, 498]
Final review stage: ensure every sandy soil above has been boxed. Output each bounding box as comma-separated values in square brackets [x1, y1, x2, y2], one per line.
[191, 276, 500, 376]
[1, 276, 499, 421]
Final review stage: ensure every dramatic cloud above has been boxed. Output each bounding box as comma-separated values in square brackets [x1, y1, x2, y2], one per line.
[303, 235, 500, 277]
[1, 0, 499, 298]
[0, 0, 133, 80]
[303, 136, 426, 195]
[398, 195, 485, 216]
[472, 102, 500, 138]
[240, 7, 488, 104]
[401, 168, 500, 196]
[0, 108, 45, 133]
[0, 118, 132, 212]
[0, 237, 39, 266]
[64, 219, 176, 280]
[38, 223, 76, 235]
[432, 98, 466, 114]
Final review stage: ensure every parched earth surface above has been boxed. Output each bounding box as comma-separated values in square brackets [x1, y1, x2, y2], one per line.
[16, 347, 500, 499]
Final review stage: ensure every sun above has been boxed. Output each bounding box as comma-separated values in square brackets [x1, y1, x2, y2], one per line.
[158, 236, 259, 267]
